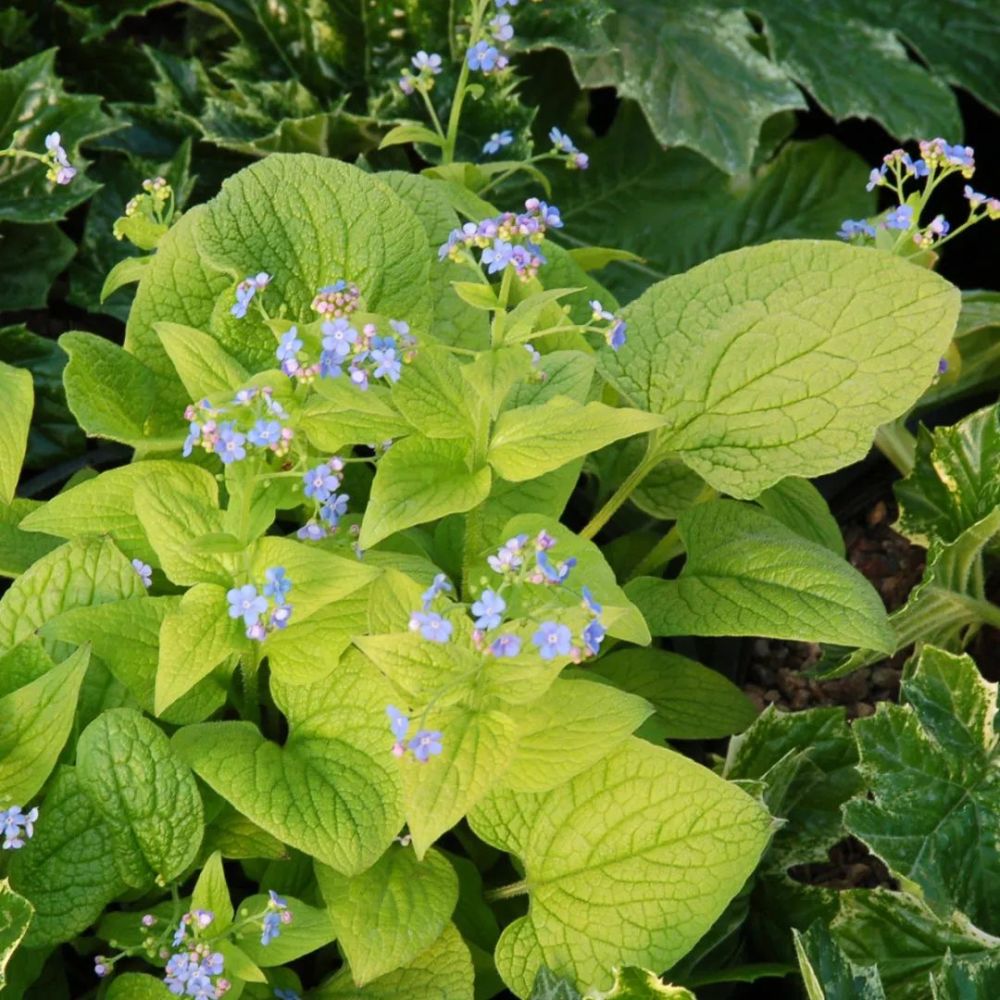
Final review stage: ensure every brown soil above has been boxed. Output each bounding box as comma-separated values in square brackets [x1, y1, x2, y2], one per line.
[788, 836, 898, 892]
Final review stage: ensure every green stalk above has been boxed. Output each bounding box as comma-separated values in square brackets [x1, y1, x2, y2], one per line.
[580, 437, 663, 541]
[873, 420, 917, 477]
[442, 0, 489, 163]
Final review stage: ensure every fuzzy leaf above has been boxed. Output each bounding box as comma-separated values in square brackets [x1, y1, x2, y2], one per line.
[754, 477, 845, 556]
[0, 880, 33, 991]
[0, 361, 32, 505]
[233, 893, 335, 967]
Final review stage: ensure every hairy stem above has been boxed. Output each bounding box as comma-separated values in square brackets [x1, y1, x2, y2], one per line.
[485, 879, 529, 902]
[580, 438, 662, 541]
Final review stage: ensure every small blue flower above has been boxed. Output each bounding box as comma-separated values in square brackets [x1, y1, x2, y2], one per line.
[883, 204, 914, 231]
[261, 910, 281, 945]
[489, 634, 521, 657]
[227, 585, 268, 628]
[1, 806, 38, 850]
[865, 164, 887, 191]
[276, 328, 303, 362]
[938, 357, 949, 375]
[483, 130, 514, 155]
[582, 619, 606, 656]
[387, 705, 410, 743]
[928, 214, 949, 236]
[536, 550, 576, 584]
[248, 419, 283, 447]
[471, 588, 506, 630]
[964, 184, 987, 207]
[572, 151, 589, 170]
[320, 493, 349, 526]
[607, 320, 626, 351]
[549, 127, 577, 153]
[270, 605, 292, 630]
[410, 611, 453, 643]
[231, 272, 270, 319]
[372, 346, 402, 382]
[304, 464, 340, 501]
[943, 142, 974, 168]
[482, 238, 513, 273]
[490, 13, 514, 40]
[214, 422, 246, 464]
[234, 387, 258, 405]
[495, 0, 519, 6]
[488, 535, 528, 573]
[532, 622, 572, 660]
[581, 587, 602, 615]
[298, 522, 326, 541]
[322, 317, 358, 360]
[263, 566, 292, 602]
[171, 919, 188, 949]
[837, 218, 877, 240]
[132, 558, 153, 588]
[412, 50, 443, 74]
[409, 729, 443, 762]
[421, 572, 453, 610]
[467, 41, 500, 72]
[182, 421, 201, 457]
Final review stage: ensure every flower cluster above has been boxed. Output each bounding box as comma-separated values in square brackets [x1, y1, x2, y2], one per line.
[838, 140, 998, 250]
[589, 299, 627, 351]
[399, 50, 443, 95]
[182, 387, 291, 465]
[231, 272, 272, 319]
[261, 891, 293, 946]
[160, 910, 229, 998]
[132, 558, 153, 588]
[439, 197, 561, 281]
[43, 131, 76, 185]
[466, 12, 514, 74]
[548, 127, 589, 170]
[311, 279, 361, 318]
[114, 175, 173, 239]
[1, 805, 37, 849]
[276, 316, 415, 390]
[386, 705, 444, 763]
[227, 567, 293, 641]
[298, 457, 350, 540]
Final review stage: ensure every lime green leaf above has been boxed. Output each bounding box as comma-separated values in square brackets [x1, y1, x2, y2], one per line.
[234, 893, 335, 967]
[627, 502, 893, 650]
[489, 399, 663, 482]
[301, 379, 409, 452]
[173, 655, 402, 875]
[316, 846, 458, 984]
[0, 535, 145, 654]
[567, 247, 646, 272]
[0, 645, 89, 803]
[101, 254, 152, 303]
[588, 648, 757, 740]
[502, 288, 584, 345]
[391, 347, 484, 441]
[470, 738, 772, 996]
[217, 939, 266, 983]
[360, 437, 490, 549]
[380, 123, 446, 149]
[155, 322, 251, 401]
[191, 851, 233, 934]
[505, 352, 596, 410]
[793, 923, 886, 1000]
[77, 707, 204, 886]
[846, 647, 1000, 931]
[895, 402, 1000, 547]
[202, 805, 288, 862]
[755, 477, 845, 556]
[0, 880, 33, 991]
[18, 460, 217, 565]
[461, 347, 534, 420]
[503, 678, 651, 793]
[8, 767, 125, 947]
[452, 282, 500, 311]
[106, 973, 173, 999]
[156, 584, 242, 715]
[0, 638, 52, 700]
[0, 361, 32, 505]
[313, 922, 474, 999]
[0, 498, 61, 578]
[601, 241, 959, 498]
[60, 331, 186, 447]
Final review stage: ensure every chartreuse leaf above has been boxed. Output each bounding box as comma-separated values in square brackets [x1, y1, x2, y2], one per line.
[793, 922, 886, 1000]
[203, 804, 287, 861]
[0, 645, 89, 803]
[77, 707, 204, 887]
[300, 379, 409, 453]
[106, 973, 173, 999]
[155, 584, 242, 716]
[502, 679, 652, 793]
[313, 922, 474, 999]
[8, 767, 126, 947]
[470, 739, 771, 996]
[135, 464, 237, 586]
[0, 498, 60, 578]
[127, 156, 431, 379]
[0, 879, 33, 991]
[461, 348, 534, 420]
[627, 502, 892, 650]
[155, 321, 251, 400]
[316, 846, 458, 984]
[173, 653, 402, 875]
[600, 241, 959, 498]
[391, 347, 485, 442]
[588, 649, 757, 740]
[191, 851, 233, 935]
[754, 477, 845, 556]
[846, 647, 1000, 931]
[0, 361, 32, 504]
[360, 437, 491, 550]
[0, 535, 144, 654]
[18, 460, 216, 565]
[0, 638, 52, 700]
[234, 893, 335, 967]
[60, 331, 186, 447]
[895, 402, 1000, 547]
[489, 399, 664, 482]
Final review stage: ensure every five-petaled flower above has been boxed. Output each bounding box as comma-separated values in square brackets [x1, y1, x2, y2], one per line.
[483, 130, 513, 155]
[532, 621, 572, 660]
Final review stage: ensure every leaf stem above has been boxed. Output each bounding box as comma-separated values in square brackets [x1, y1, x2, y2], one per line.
[873, 420, 917, 476]
[485, 879, 529, 902]
[418, 86, 447, 143]
[442, 0, 489, 163]
[580, 437, 662, 540]
[628, 484, 717, 579]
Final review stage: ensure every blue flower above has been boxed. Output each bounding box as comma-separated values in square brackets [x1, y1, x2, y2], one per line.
[607, 320, 626, 351]
[214, 423, 246, 464]
[928, 214, 949, 236]
[536, 550, 576, 584]
[410, 611, 453, 643]
[412, 50, 443, 74]
[883, 204, 914, 230]
[320, 493, 349, 526]
[421, 572, 453, 610]
[837, 218, 877, 240]
[532, 622, 572, 660]
[182, 421, 201, 457]
[482, 239, 513, 273]
[467, 41, 500, 72]
[571, 152, 589, 170]
[488, 535, 528, 573]
[227, 585, 268, 627]
[943, 142, 974, 169]
[171, 919, 188, 949]
[490, 13, 514, 40]
[483, 130, 513, 155]
[322, 317, 358, 359]
[489, 634, 521, 657]
[270, 605, 292, 630]
[549, 127, 577, 153]
[231, 272, 271, 319]
[409, 729, 443, 762]
[1, 806, 38, 850]
[261, 910, 282, 946]
[263, 566, 292, 602]
[471, 589, 506, 630]
[581, 587, 602, 615]
[248, 419, 283, 447]
[234, 387, 258, 405]
[372, 346, 402, 382]
[865, 165, 887, 192]
[276, 328, 302, 362]
[495, 0, 519, 6]
[131, 558, 153, 588]
[298, 521, 326, 541]
[304, 463, 341, 501]
[387, 705, 410, 743]
[938, 358, 949, 375]
[964, 184, 987, 208]
[582, 619, 606, 656]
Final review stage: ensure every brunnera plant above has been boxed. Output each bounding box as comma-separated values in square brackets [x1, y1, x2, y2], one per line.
[0, 133, 981, 997]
